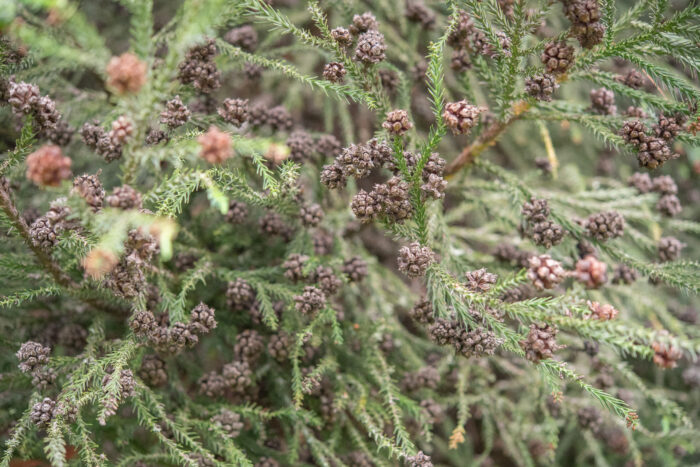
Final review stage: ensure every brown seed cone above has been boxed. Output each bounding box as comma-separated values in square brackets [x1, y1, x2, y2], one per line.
[520, 323, 563, 362]
[218, 98, 249, 126]
[652, 341, 682, 369]
[322, 62, 346, 83]
[354, 31, 386, 64]
[72, 173, 104, 211]
[442, 100, 485, 135]
[541, 41, 575, 74]
[382, 109, 413, 135]
[397, 242, 435, 278]
[587, 300, 618, 321]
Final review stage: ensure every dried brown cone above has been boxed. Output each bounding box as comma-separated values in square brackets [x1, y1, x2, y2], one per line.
[527, 254, 566, 290]
[160, 96, 190, 128]
[322, 62, 346, 83]
[652, 341, 682, 369]
[653, 115, 683, 142]
[342, 256, 368, 282]
[584, 211, 624, 241]
[657, 236, 684, 262]
[259, 212, 293, 240]
[30, 398, 56, 429]
[267, 332, 291, 362]
[72, 173, 104, 211]
[310, 265, 342, 296]
[224, 25, 258, 52]
[32, 367, 57, 391]
[286, 130, 314, 163]
[315, 134, 341, 159]
[198, 126, 233, 164]
[397, 242, 435, 278]
[465, 268, 497, 293]
[218, 98, 249, 126]
[129, 310, 158, 338]
[190, 303, 217, 334]
[401, 366, 440, 392]
[531, 220, 566, 248]
[627, 172, 652, 192]
[541, 41, 575, 74]
[106, 52, 147, 94]
[198, 371, 227, 398]
[17, 341, 51, 373]
[405, 0, 436, 29]
[225, 200, 248, 224]
[349, 12, 379, 35]
[234, 329, 265, 364]
[616, 69, 646, 89]
[226, 278, 256, 310]
[624, 106, 647, 118]
[637, 136, 678, 170]
[525, 74, 559, 101]
[450, 48, 472, 72]
[520, 323, 563, 362]
[574, 254, 608, 288]
[612, 264, 638, 285]
[283, 253, 309, 282]
[26, 144, 71, 187]
[447, 11, 474, 48]
[351, 189, 383, 223]
[320, 163, 347, 189]
[294, 286, 327, 316]
[410, 298, 435, 324]
[330, 27, 352, 46]
[266, 105, 293, 132]
[211, 409, 244, 438]
[375, 176, 413, 223]
[139, 354, 167, 387]
[590, 88, 616, 115]
[222, 360, 253, 394]
[455, 327, 503, 358]
[8, 81, 39, 115]
[382, 109, 413, 135]
[657, 194, 682, 217]
[442, 100, 485, 135]
[521, 197, 550, 223]
[587, 300, 618, 321]
[406, 451, 433, 467]
[354, 30, 387, 65]
[651, 175, 678, 195]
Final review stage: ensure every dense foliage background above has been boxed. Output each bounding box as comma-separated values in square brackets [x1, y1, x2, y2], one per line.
[0, 0, 699, 465]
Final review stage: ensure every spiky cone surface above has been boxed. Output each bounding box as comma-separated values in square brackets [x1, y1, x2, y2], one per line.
[330, 27, 352, 46]
[354, 30, 387, 64]
[224, 25, 258, 52]
[401, 366, 440, 392]
[160, 95, 190, 128]
[624, 106, 647, 118]
[374, 176, 413, 223]
[315, 134, 341, 159]
[531, 220, 566, 248]
[190, 303, 217, 334]
[590, 88, 616, 115]
[520, 323, 563, 362]
[30, 397, 56, 429]
[653, 115, 683, 142]
[286, 130, 314, 163]
[620, 121, 649, 148]
[341, 256, 368, 282]
[106, 184, 143, 210]
[587, 301, 619, 321]
[616, 69, 646, 89]
[637, 136, 678, 170]
[222, 360, 253, 394]
[198, 371, 227, 398]
[442, 100, 485, 135]
[283, 253, 309, 283]
[382, 109, 413, 135]
[612, 264, 638, 284]
[349, 12, 379, 35]
[525, 74, 559, 101]
[225, 200, 248, 224]
[25, 144, 72, 187]
[106, 52, 147, 94]
[405, 0, 436, 28]
[7, 81, 39, 115]
[584, 211, 624, 241]
[575, 254, 608, 288]
[455, 327, 503, 358]
[465, 268, 497, 293]
[234, 329, 265, 364]
[657, 194, 682, 217]
[129, 310, 157, 338]
[398, 242, 435, 278]
[322, 62, 346, 83]
[17, 341, 50, 373]
[657, 236, 684, 262]
[72, 173, 104, 211]
[309, 265, 342, 296]
[139, 354, 168, 387]
[217, 98, 249, 126]
[541, 41, 575, 74]
[109, 116, 133, 145]
[628, 172, 652, 192]
[211, 409, 244, 438]
[267, 332, 291, 362]
[406, 451, 433, 467]
[294, 286, 327, 316]
[320, 163, 347, 189]
[29, 216, 61, 249]
[527, 254, 566, 290]
[226, 278, 255, 310]
[521, 197, 551, 223]
[198, 126, 233, 164]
